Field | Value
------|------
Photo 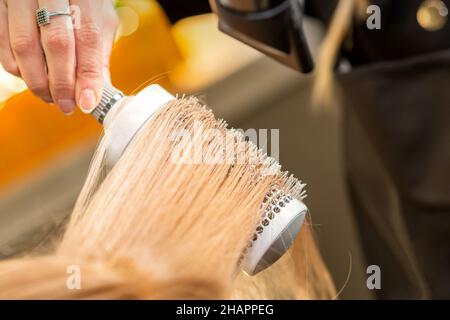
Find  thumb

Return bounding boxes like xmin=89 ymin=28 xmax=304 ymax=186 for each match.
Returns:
xmin=73 ymin=3 xmax=104 ymax=113
xmin=76 ymin=25 xmax=103 ymax=113
xmin=75 ymin=23 xmax=103 ymax=113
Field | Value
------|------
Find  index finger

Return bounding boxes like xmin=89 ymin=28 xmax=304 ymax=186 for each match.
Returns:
xmin=38 ymin=0 xmax=76 ymax=114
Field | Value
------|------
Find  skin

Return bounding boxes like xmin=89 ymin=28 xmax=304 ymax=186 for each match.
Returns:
xmin=0 ymin=0 xmax=119 ymax=114
xmin=208 ymin=0 xmax=217 ymax=12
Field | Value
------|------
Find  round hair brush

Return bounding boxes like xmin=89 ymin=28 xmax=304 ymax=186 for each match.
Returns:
xmin=90 ymin=84 xmax=308 ymax=276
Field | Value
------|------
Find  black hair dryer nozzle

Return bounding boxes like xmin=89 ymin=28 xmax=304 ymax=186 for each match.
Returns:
xmin=215 ymin=0 xmax=314 ymax=73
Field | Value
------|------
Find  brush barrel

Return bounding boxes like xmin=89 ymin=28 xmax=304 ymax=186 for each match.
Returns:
xmin=98 ymin=83 xmax=306 ymax=276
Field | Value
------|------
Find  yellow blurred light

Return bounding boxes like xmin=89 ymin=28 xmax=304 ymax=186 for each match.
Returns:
xmin=170 ymin=14 xmax=260 ymax=92
xmin=116 ymin=6 xmax=140 ymax=39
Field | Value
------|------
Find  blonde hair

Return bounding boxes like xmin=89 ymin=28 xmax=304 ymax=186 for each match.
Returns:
xmin=312 ymin=0 xmax=368 ymax=108
xmin=0 ymin=96 xmax=335 ymax=299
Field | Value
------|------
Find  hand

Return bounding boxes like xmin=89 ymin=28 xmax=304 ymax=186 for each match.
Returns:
xmin=0 ymin=0 xmax=119 ymax=114
xmin=208 ymin=0 xmax=217 ymax=12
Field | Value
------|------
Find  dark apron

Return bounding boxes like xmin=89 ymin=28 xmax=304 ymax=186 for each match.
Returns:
xmin=339 ymin=50 xmax=450 ymax=299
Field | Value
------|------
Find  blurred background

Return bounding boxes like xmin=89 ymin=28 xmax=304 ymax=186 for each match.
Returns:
xmin=0 ymin=0 xmax=371 ymax=299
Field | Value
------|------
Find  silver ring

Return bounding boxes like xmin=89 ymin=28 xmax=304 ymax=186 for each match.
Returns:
xmin=36 ymin=7 xmax=72 ymax=27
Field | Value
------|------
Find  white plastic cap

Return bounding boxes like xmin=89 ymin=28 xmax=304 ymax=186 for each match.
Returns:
xmin=103 ymin=84 xmax=176 ymax=168
xmin=241 ymin=198 xmax=307 ymax=275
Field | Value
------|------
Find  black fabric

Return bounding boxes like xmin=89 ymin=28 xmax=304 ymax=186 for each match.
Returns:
xmin=157 ymin=0 xmax=211 ymax=23
xmin=306 ymin=0 xmax=450 ymax=66
xmin=297 ymin=0 xmax=450 ymax=298
xmin=339 ymin=50 xmax=450 ymax=299
xmin=350 ymin=0 xmax=450 ymax=65
xmin=305 ymin=0 xmax=339 ymax=23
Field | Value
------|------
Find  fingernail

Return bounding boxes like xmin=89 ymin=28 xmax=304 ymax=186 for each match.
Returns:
xmin=79 ymin=89 xmax=97 ymax=113
xmin=58 ymin=99 xmax=76 ymax=115
xmin=43 ymin=95 xmax=54 ymax=104
xmin=63 ymin=110 xmax=75 ymax=116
